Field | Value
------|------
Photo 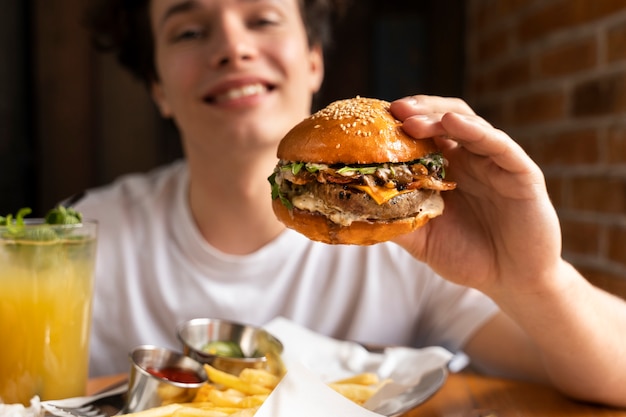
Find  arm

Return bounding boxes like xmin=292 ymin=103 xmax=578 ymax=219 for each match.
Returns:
xmin=389 ymin=95 xmax=626 ymax=407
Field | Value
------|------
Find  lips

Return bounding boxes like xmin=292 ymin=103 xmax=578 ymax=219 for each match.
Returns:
xmin=204 ymin=82 xmax=274 ymax=104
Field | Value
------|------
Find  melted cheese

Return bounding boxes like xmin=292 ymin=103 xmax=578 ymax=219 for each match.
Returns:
xmin=292 ymin=193 xmax=367 ymax=226
xmin=352 ymin=184 xmax=412 ymax=205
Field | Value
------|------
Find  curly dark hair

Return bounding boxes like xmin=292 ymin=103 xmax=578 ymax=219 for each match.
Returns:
xmin=85 ymin=0 xmax=348 ymax=86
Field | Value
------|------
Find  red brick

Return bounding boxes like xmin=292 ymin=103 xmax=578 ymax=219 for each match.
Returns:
xmin=477 ymin=28 xmax=511 ymax=63
xmin=585 ymin=1 xmax=626 ymax=23
xmin=519 ymin=0 xmax=626 ymax=43
xmin=511 ymin=90 xmax=566 ymax=125
xmin=576 ymin=265 xmax=626 ymax=297
xmin=538 ymin=37 xmax=597 ymax=78
xmin=561 ymin=218 xmax=600 ymax=255
xmin=567 ymin=176 xmax=626 ymax=213
xmin=514 ymin=133 xmax=535 ymax=154
xmin=465 ymin=77 xmax=483 ymax=99
xmin=607 ymin=21 xmax=626 ymax=63
xmin=518 ymin=131 xmax=551 ymax=165
xmin=469 ymin=100 xmax=508 ymax=128
xmin=606 ymin=124 xmax=626 ymax=164
xmin=544 ymin=176 xmax=564 ymax=207
xmin=531 ymin=129 xmax=599 ymax=166
xmin=518 ymin=2 xmax=581 ymax=43
xmin=479 ymin=57 xmax=531 ymax=93
xmin=472 ymin=0 xmax=529 ymax=33
xmin=608 ymin=226 xmax=626 ymax=269
xmin=572 ymin=73 xmax=626 ymax=117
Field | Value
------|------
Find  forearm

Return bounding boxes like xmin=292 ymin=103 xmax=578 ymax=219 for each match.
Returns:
xmin=492 ymin=260 xmax=626 ymax=406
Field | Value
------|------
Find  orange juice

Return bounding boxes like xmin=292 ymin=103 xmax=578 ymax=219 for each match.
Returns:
xmin=0 ymin=222 xmax=97 ymax=405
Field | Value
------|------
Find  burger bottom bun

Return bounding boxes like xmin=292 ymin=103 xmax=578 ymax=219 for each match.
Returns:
xmin=272 ymin=198 xmax=434 ymax=245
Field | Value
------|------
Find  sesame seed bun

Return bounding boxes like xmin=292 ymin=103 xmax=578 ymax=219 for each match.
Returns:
xmin=277 ymin=96 xmax=439 ymax=164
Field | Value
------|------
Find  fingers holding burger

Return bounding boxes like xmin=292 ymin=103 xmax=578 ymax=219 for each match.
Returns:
xmin=268 ymin=96 xmax=456 ymax=245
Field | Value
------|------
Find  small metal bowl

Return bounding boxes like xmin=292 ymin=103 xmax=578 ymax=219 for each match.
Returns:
xmin=177 ymin=318 xmax=283 ymax=376
xmin=125 ymin=345 xmax=207 ymax=413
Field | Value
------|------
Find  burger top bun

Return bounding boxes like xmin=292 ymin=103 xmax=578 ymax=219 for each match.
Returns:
xmin=277 ymin=96 xmax=439 ymax=164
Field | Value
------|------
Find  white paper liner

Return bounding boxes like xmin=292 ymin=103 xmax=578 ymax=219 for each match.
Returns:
xmin=0 ymin=396 xmax=42 ymax=417
xmin=257 ymin=317 xmax=453 ymax=417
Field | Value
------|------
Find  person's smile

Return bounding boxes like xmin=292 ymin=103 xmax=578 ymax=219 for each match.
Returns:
xmin=202 ymin=76 xmax=277 ymax=107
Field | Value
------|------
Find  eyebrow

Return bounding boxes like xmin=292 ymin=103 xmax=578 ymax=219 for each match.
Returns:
xmin=158 ymin=0 xmax=283 ymax=25
xmin=158 ymin=0 xmax=200 ymax=28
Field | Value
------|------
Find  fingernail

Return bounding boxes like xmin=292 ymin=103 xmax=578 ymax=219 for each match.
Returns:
xmin=409 ymin=114 xmax=432 ymax=122
xmin=405 ymin=96 xmax=418 ymax=106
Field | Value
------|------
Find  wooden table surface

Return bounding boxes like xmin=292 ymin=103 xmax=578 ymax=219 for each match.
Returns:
xmin=88 ymin=372 xmax=626 ymax=417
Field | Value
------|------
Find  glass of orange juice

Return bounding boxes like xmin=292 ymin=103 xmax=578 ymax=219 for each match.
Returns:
xmin=0 ymin=209 xmax=97 ymax=405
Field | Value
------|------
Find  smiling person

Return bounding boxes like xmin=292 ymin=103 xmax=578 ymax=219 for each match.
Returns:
xmin=79 ymin=0 xmax=626 ymax=408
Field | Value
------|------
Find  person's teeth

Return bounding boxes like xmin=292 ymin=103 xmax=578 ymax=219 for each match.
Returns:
xmin=216 ymin=84 xmax=267 ymax=102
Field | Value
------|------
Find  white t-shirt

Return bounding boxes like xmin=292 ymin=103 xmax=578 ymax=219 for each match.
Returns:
xmin=75 ymin=160 xmax=498 ymax=377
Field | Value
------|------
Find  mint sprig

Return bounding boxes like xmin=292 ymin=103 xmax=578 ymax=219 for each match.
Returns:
xmin=45 ymin=206 xmax=82 ymax=225
xmin=0 ymin=206 xmax=84 ymax=241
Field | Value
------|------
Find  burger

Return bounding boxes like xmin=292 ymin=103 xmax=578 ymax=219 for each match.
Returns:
xmin=268 ymin=96 xmax=456 ymax=245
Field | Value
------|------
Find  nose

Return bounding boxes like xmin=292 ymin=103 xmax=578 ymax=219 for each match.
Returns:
xmin=209 ymin=14 xmax=256 ymax=68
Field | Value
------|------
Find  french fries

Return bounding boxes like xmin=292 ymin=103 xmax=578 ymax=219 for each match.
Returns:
xmin=158 ymin=383 xmax=198 ymax=405
xmin=202 ymin=365 xmax=272 ymax=396
xmin=121 ymin=364 xmax=383 ymax=417
xmin=328 ymin=372 xmax=386 ymax=405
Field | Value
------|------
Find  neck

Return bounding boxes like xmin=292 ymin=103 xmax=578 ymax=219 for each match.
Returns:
xmin=186 ymin=148 xmax=285 ymax=255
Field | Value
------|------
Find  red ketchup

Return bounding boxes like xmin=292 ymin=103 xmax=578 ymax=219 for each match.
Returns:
xmin=146 ymin=366 xmax=204 ymax=383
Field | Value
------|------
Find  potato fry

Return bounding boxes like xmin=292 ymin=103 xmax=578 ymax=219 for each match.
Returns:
xmin=158 ymin=384 xmax=197 ymax=405
xmin=178 ymin=402 xmax=217 ymax=409
xmin=171 ymin=406 xmax=229 ymax=417
xmin=330 ymin=372 xmax=379 ymax=386
xmin=238 ymin=368 xmax=280 ymax=389
xmin=328 ymin=383 xmax=378 ymax=405
xmin=229 ymin=409 xmax=258 ymax=417
xmin=203 ymin=365 xmax=271 ymax=395
xmin=237 ymin=395 xmax=268 ymax=408
xmin=207 ymin=389 xmax=245 ymax=407
xmin=192 ymin=384 xmax=216 ymax=403
xmin=121 ymin=403 xmax=183 ymax=417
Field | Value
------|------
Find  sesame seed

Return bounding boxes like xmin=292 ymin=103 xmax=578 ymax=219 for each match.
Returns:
xmin=310 ymin=97 xmax=392 ymax=128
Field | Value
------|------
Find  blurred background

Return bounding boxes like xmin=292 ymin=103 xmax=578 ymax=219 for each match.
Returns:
xmin=1 ymin=0 xmax=626 ymax=296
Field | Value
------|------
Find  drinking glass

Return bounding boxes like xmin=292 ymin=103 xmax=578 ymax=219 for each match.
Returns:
xmin=0 ymin=220 xmax=97 ymax=405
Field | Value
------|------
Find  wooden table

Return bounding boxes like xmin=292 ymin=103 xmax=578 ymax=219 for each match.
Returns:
xmin=88 ymin=372 xmax=626 ymax=417
xmin=403 ymin=372 xmax=626 ymax=417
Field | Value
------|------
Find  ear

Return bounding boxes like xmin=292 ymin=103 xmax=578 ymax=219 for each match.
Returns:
xmin=308 ymin=43 xmax=325 ymax=94
xmin=151 ymin=81 xmax=173 ymax=118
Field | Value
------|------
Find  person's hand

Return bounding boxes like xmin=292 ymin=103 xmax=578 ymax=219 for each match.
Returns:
xmin=390 ymin=95 xmax=563 ymax=297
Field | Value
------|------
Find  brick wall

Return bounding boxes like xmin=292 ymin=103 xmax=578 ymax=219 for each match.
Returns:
xmin=465 ymin=0 xmax=626 ymax=297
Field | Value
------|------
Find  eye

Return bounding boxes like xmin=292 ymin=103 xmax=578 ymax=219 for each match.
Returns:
xmin=173 ymin=27 xmax=206 ymax=42
xmin=252 ymin=17 xmax=278 ymax=27
xmin=249 ymin=10 xmax=282 ymax=29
